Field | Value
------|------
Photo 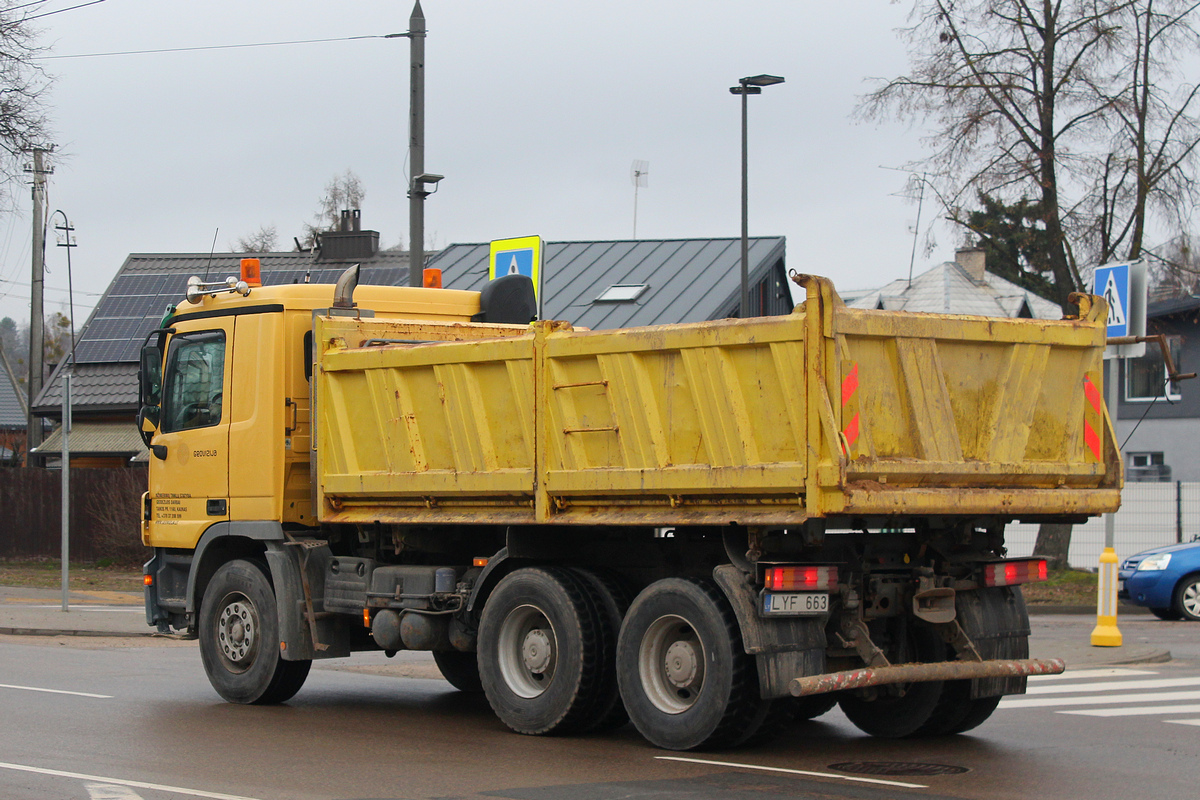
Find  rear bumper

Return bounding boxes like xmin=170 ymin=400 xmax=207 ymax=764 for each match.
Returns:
xmin=790 ymin=657 xmax=1065 ymax=697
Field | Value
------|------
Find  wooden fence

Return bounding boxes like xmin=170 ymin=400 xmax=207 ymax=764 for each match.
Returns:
xmin=0 ymin=467 xmax=148 ymax=563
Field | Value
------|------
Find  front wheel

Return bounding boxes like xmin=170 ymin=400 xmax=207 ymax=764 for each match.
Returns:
xmin=617 ymin=578 xmax=773 ymax=751
xmin=1173 ymin=574 xmax=1200 ymax=621
xmin=198 ymin=559 xmax=311 ymax=705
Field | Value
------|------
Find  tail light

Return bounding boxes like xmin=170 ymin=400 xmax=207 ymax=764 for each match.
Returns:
xmin=983 ymin=559 xmax=1048 ymax=587
xmin=763 ymin=566 xmax=838 ymax=591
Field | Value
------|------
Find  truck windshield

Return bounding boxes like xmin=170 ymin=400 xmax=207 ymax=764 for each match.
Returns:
xmin=161 ymin=330 xmax=226 ymax=433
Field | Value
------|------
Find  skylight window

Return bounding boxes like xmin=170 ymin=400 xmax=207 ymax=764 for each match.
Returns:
xmin=595 ymin=284 xmax=648 ymax=303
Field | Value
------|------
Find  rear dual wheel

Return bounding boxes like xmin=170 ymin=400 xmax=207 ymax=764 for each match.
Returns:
xmin=617 ymin=578 xmax=775 ymax=750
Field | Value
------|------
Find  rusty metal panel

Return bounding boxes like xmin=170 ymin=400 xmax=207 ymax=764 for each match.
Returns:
xmin=539 ymin=315 xmax=809 ymax=522
xmin=315 ymin=316 xmax=538 ymax=524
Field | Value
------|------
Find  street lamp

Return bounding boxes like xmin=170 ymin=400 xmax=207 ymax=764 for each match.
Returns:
xmin=730 ymin=74 xmax=784 ymax=318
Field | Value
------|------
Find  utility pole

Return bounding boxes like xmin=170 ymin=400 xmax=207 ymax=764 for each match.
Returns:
xmin=26 ymin=147 xmax=51 ymax=461
xmin=407 ymin=0 xmax=426 ymax=288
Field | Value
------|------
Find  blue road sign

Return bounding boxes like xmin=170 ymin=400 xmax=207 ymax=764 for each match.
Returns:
xmin=1094 ymin=262 xmax=1130 ymax=337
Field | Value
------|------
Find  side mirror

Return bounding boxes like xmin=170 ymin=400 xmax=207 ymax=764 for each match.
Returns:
xmin=136 ymin=405 xmax=159 ymax=448
xmin=139 ymin=344 xmax=163 ymax=408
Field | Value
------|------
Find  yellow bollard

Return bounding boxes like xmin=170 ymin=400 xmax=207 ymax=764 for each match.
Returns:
xmin=1090 ymin=547 xmax=1122 ymax=647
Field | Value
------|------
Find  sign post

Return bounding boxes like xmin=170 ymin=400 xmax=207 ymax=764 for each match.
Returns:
xmin=1089 ymin=260 xmax=1146 ymax=647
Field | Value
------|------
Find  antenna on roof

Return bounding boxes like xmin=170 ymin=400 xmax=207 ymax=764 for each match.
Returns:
xmin=203 ymin=228 xmax=219 ymax=281
xmin=631 ymin=160 xmax=648 ymax=239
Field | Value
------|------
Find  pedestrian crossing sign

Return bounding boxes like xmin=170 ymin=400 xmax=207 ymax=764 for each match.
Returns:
xmin=1094 ymin=262 xmax=1130 ymax=337
xmin=489 ymin=235 xmax=545 ymax=318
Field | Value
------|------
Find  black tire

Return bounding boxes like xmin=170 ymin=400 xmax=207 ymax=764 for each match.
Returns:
xmin=616 ymin=577 xmax=773 ymax=751
xmin=1150 ymin=606 xmax=1182 ymax=621
xmin=571 ymin=568 xmax=631 ymax=732
xmin=433 ymin=650 xmax=484 ymax=693
xmin=914 ymin=678 xmax=1002 ymax=736
xmin=477 ymin=567 xmax=604 ymax=735
xmin=838 ymin=623 xmax=944 ymax=738
xmin=1173 ymin=574 xmax=1200 ymax=621
xmin=791 ymin=692 xmax=838 ymax=721
xmin=198 ymin=559 xmax=311 ymax=705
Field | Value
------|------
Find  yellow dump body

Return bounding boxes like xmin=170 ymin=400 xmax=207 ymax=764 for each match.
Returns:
xmin=314 ymin=276 xmax=1120 ymax=527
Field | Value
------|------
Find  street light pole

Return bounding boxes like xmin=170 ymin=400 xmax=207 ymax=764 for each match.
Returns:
xmin=408 ymin=0 xmax=426 ymax=288
xmin=730 ymin=75 xmax=784 ymax=318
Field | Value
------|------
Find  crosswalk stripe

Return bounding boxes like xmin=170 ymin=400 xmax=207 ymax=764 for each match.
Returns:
xmin=1000 ymin=689 xmax=1200 ymax=709
xmin=1164 ymin=720 xmax=1200 ymax=727
xmin=1062 ymin=703 xmax=1200 ymax=717
xmin=1028 ymin=668 xmax=1157 ymax=682
xmin=1025 ymin=676 xmax=1200 ymax=695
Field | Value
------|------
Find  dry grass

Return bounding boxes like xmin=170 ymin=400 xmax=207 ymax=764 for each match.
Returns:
xmin=0 ymin=558 xmax=144 ymax=592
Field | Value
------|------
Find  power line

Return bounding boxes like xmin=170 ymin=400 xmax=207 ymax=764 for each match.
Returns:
xmin=40 ymin=33 xmax=400 ymax=60
xmin=27 ymin=0 xmax=106 ymax=21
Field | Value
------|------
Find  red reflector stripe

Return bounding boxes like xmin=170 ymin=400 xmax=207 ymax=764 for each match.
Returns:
xmin=843 ymin=412 xmax=860 ymax=447
xmin=765 ymin=566 xmax=837 ymax=591
xmin=1083 ymin=421 xmax=1102 ymax=462
xmin=1083 ymin=376 xmax=1103 ymax=415
xmin=984 ymin=559 xmax=1048 ymax=587
xmin=841 ymin=363 xmax=859 ymax=407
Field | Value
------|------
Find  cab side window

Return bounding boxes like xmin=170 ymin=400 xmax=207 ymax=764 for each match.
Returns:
xmin=161 ymin=330 xmax=226 ymax=433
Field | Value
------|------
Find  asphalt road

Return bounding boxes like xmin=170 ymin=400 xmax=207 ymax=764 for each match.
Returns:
xmin=0 ymin=615 xmax=1196 ymax=800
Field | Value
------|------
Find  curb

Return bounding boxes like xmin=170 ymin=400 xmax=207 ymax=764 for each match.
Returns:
xmin=0 ymin=626 xmax=158 ymax=638
xmin=1027 ymin=604 xmax=1151 ymax=615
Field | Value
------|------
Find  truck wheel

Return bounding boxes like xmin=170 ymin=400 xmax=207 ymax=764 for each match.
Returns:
xmin=433 ymin=650 xmax=484 ymax=693
xmin=616 ymin=577 xmax=772 ymax=751
xmin=478 ymin=567 xmax=603 ymax=735
xmin=1172 ymin=574 xmax=1200 ymax=621
xmin=837 ymin=624 xmax=943 ymax=738
xmin=198 ymin=559 xmax=311 ymax=705
xmin=571 ymin=568 xmax=630 ymax=732
xmin=913 ymin=679 xmax=1001 ymax=736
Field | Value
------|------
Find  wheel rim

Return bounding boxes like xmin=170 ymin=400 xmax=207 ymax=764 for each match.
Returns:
xmin=215 ymin=593 xmax=259 ymax=673
xmin=1183 ymin=581 xmax=1200 ymax=618
xmin=638 ymin=614 xmax=706 ymax=714
xmin=496 ymin=604 xmax=557 ymax=698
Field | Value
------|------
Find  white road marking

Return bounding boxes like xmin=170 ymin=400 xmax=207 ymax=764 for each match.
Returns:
xmin=1000 ymin=689 xmax=1200 ymax=709
xmin=0 ymin=762 xmax=261 ymax=800
xmin=1062 ymin=703 xmax=1200 ymax=717
xmin=1025 ymin=676 xmax=1200 ymax=695
xmin=1164 ymin=719 xmax=1200 ymax=727
xmin=0 ymin=683 xmax=111 ymax=698
xmin=86 ymin=784 xmax=144 ymax=800
xmin=655 ymin=756 xmax=928 ymax=789
xmin=1028 ymin=668 xmax=1157 ymax=682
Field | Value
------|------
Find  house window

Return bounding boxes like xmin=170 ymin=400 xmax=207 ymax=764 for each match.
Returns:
xmin=1127 ymin=452 xmax=1171 ymax=482
xmin=595 ymin=284 xmax=648 ymax=303
xmin=1125 ymin=336 xmax=1182 ymax=401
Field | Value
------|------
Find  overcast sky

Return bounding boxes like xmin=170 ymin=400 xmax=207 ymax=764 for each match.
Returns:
xmin=0 ymin=0 xmax=951 ymax=327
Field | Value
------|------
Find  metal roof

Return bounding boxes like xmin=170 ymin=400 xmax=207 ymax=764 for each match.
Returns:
xmin=429 ymin=237 xmax=787 ymax=329
xmin=32 ymin=249 xmax=410 ymax=414
xmin=849 ymin=261 xmax=1061 ymax=319
xmin=0 ymin=371 xmax=24 ymax=429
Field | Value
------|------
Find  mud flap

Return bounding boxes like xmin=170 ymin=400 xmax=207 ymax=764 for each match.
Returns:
xmin=713 ymin=564 xmax=826 ymax=699
xmin=264 ymin=542 xmax=363 ymax=661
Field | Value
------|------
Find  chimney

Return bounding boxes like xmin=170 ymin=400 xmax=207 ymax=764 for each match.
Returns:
xmin=956 ymin=247 xmax=987 ymax=282
xmin=317 ymin=208 xmax=380 ymax=261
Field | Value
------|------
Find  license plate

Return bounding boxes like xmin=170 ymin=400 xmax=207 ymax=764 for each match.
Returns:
xmin=762 ymin=591 xmax=829 ymax=616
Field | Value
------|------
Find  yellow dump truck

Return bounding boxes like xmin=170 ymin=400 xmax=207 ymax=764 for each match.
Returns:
xmin=139 ymin=265 xmax=1120 ymax=750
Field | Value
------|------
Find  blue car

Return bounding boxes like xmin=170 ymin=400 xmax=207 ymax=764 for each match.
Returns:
xmin=1119 ymin=540 xmax=1200 ymax=620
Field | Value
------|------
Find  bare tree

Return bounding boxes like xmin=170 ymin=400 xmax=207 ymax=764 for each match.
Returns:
xmin=300 ymin=170 xmax=365 ymax=248
xmin=860 ymin=1 xmax=1200 ymax=309
xmin=234 ymin=224 xmax=279 ymax=253
xmin=0 ymin=3 xmax=52 ymax=207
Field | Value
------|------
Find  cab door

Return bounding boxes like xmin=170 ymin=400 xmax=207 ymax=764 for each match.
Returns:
xmin=147 ymin=321 xmax=233 ymax=549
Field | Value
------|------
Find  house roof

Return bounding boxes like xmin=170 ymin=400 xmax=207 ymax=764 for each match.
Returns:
xmin=32 ymin=249 xmax=410 ymax=414
xmin=848 ymin=261 xmax=1061 ymax=319
xmin=1148 ymin=295 xmax=1200 ymax=319
xmin=0 ymin=369 xmax=24 ymax=429
xmin=429 ymin=237 xmax=787 ymax=329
